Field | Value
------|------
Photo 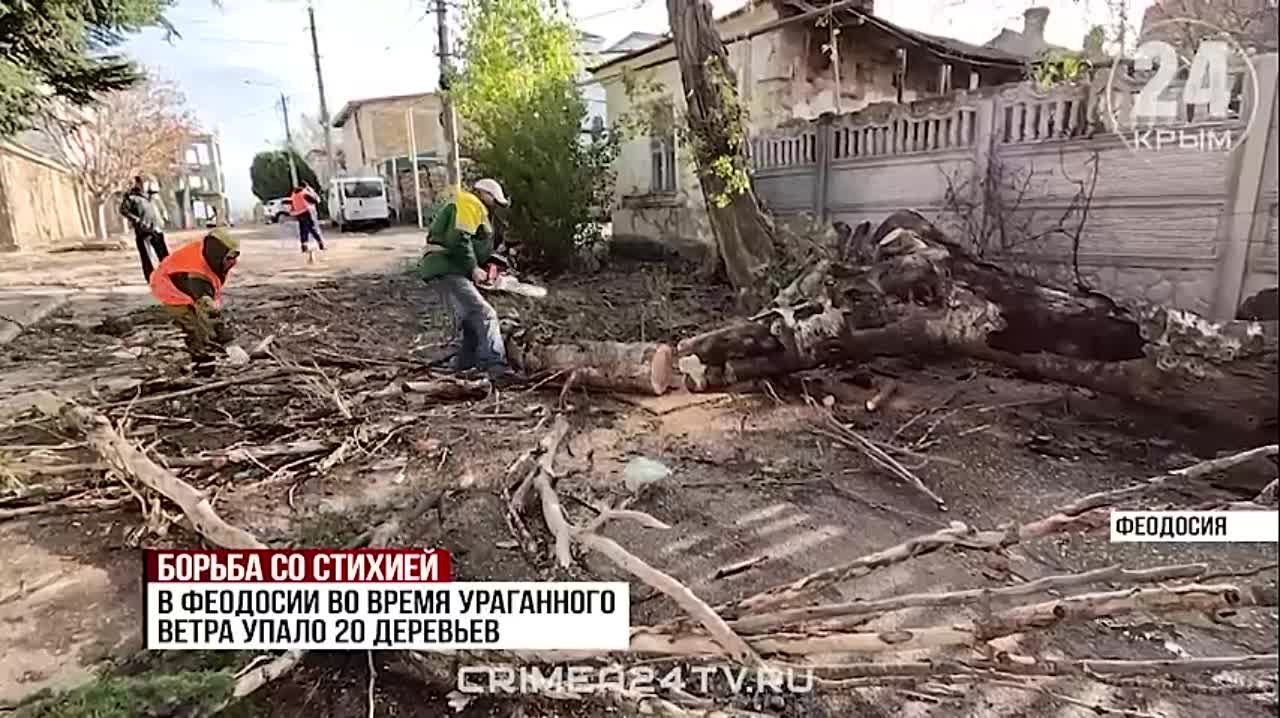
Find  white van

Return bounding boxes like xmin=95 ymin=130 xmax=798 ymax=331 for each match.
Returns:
xmin=328 ymin=176 xmax=391 ymax=231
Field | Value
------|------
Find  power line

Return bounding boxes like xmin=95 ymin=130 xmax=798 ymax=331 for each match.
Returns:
xmin=182 ymin=34 xmax=303 ymax=47
xmin=578 ymin=0 xmax=651 ymax=22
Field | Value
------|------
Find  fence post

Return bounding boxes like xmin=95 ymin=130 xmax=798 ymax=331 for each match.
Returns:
xmin=1211 ymin=54 xmax=1279 ymax=319
xmin=971 ymin=93 xmax=999 ymax=190
xmin=813 ymin=113 xmax=833 ymax=223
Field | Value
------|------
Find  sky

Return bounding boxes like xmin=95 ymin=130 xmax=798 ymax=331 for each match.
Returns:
xmin=120 ymin=0 xmax=1150 ymax=213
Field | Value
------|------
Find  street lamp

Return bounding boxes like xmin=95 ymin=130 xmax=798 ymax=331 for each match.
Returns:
xmin=244 ymin=80 xmax=298 ymax=186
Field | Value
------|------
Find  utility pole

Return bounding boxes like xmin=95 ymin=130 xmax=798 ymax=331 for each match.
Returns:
xmin=435 ymin=0 xmax=462 ymax=188
xmin=406 ymin=108 xmax=424 ymax=230
xmin=280 ymin=93 xmax=299 ymax=187
xmin=308 ymin=1 xmax=337 ymax=188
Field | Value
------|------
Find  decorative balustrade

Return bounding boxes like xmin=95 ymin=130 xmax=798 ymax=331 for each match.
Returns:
xmin=751 ymin=126 xmax=818 ymax=170
xmin=829 ymin=95 xmax=980 ymax=159
xmin=994 ymin=82 xmax=1093 ymax=145
xmin=750 ymin=56 xmax=1261 ymax=167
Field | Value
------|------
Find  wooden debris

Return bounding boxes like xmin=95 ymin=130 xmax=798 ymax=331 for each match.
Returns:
xmin=511 ymin=414 xmax=760 ymax=664
xmin=712 ymin=554 xmax=769 ymax=580
xmin=731 ymin=562 xmax=1210 ymax=634
xmin=733 ymin=444 xmax=1277 ymax=614
xmin=35 ymin=393 xmax=305 ymax=709
xmin=0 ymin=494 xmax=132 ymax=521
xmin=403 ymin=377 xmax=492 ymax=400
xmin=811 ymin=412 xmax=947 ymax=511
xmin=675 ymin=211 xmax=1279 ymax=436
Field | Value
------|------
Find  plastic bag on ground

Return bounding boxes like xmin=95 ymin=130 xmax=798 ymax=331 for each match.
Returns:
xmin=623 ymin=457 xmax=672 ymax=493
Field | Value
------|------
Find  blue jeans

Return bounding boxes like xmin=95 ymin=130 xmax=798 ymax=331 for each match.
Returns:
xmin=298 ymin=212 xmax=325 ymax=250
xmin=434 ymin=275 xmax=506 ymax=372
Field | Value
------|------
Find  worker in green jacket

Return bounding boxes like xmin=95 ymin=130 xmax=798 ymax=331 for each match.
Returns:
xmin=415 ymin=178 xmax=511 ymax=378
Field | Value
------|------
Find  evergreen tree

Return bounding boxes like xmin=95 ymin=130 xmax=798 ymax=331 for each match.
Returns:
xmin=0 ymin=0 xmax=174 ymax=134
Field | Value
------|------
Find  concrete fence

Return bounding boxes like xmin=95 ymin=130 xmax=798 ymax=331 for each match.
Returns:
xmin=750 ymin=55 xmax=1279 ymax=320
xmin=0 ymin=140 xmax=97 ymax=251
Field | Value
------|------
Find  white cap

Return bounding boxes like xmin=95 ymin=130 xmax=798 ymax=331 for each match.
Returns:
xmin=473 ymin=178 xmax=510 ymax=206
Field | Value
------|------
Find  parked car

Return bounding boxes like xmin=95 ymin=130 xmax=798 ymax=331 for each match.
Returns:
xmin=328 ymin=177 xmax=391 ymax=232
xmin=263 ymin=198 xmax=291 ymax=223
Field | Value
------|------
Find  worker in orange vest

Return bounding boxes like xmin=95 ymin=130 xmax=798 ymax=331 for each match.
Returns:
xmin=289 ymin=182 xmax=326 ymax=257
xmin=149 ymin=228 xmax=241 ymax=374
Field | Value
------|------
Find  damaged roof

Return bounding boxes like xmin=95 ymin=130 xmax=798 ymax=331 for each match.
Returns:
xmin=589 ymin=0 xmax=1028 ymax=75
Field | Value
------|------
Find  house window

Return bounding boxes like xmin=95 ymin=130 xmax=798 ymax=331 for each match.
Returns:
xmin=939 ymin=64 xmax=953 ymax=94
xmin=649 ymin=101 xmax=676 ymax=194
xmin=188 ymin=175 xmax=204 ymax=191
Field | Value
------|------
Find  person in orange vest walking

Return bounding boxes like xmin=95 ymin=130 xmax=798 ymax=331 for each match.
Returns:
xmin=149 ymin=228 xmax=241 ymax=375
xmin=289 ymin=181 xmax=326 ymax=259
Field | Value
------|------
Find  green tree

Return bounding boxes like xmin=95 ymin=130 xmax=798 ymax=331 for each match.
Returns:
xmin=249 ymin=150 xmax=325 ymax=215
xmin=1082 ymin=24 xmax=1108 ymax=58
xmin=0 ymin=0 xmax=178 ymax=135
xmin=453 ymin=0 xmax=616 ymax=271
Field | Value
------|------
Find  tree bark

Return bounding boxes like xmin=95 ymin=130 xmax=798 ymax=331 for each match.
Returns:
xmin=675 ymin=211 xmax=1278 ymax=436
xmin=510 ymin=340 xmax=675 ymax=396
xmin=93 ymin=199 xmax=109 ymax=242
xmin=665 ymin=0 xmax=775 ymax=300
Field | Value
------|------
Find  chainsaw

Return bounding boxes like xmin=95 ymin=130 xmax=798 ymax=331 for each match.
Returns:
xmin=479 ymin=252 xmax=547 ymax=298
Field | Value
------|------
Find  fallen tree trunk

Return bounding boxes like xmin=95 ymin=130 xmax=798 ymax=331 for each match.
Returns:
xmin=676 ymin=211 xmax=1278 ymax=435
xmin=509 ymin=340 xmax=675 ymax=396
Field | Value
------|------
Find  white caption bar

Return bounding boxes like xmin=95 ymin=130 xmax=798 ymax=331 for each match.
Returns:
xmin=146 ymin=581 xmax=629 ymax=651
xmin=1110 ymin=511 xmax=1278 ymax=543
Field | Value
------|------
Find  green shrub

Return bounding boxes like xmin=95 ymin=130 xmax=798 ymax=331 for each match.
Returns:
xmin=14 ymin=672 xmax=241 ymax=718
xmin=454 ymin=0 xmax=617 ymax=272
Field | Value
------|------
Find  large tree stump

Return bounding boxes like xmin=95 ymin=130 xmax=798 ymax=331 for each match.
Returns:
xmin=513 ymin=340 xmax=675 ymax=396
xmin=676 ymin=211 xmax=1278 ymax=436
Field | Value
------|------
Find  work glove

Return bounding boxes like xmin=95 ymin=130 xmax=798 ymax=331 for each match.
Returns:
xmin=195 ymin=296 xmax=236 ymax=346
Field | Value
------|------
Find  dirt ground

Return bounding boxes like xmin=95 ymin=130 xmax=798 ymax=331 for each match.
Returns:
xmin=0 ymin=253 xmax=1276 ymax=718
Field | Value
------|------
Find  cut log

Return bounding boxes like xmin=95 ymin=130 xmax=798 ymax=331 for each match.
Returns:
xmin=512 ymin=341 xmax=674 ymax=396
xmin=675 ymin=211 xmax=1279 ymax=435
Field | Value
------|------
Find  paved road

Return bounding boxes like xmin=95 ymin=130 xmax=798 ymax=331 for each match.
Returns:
xmin=0 ymin=223 xmax=428 ymax=331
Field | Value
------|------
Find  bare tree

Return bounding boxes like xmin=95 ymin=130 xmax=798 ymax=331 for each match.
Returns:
xmin=40 ymin=77 xmax=196 ymax=240
xmin=941 ymin=144 xmax=1101 ymax=290
xmin=1137 ymin=0 xmax=1278 ymax=52
xmin=665 ymin=0 xmax=776 ymax=306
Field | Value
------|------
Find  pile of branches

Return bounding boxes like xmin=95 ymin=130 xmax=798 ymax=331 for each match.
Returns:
xmin=673 ymin=211 xmax=1277 ymax=441
xmin=15 ymin=385 xmax=1276 ymax=717
xmin=0 ymin=324 xmax=514 ymax=516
